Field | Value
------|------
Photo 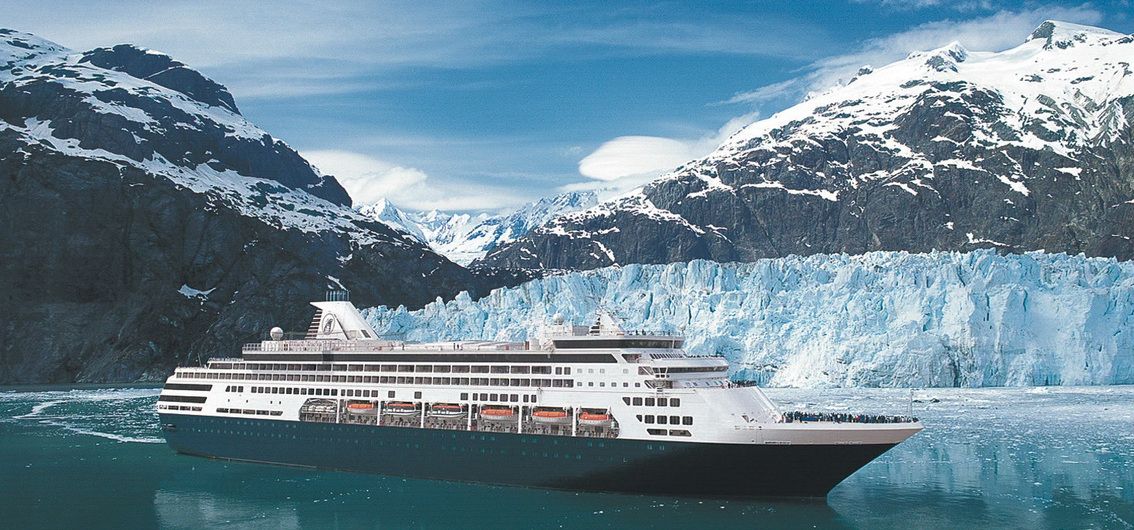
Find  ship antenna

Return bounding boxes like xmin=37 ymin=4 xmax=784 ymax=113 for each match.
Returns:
xmin=908 ymin=387 xmax=914 ymax=418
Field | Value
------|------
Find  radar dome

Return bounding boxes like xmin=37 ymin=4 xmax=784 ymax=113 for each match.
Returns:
xmin=552 ymin=313 xmax=565 ymax=325
xmin=270 ymin=327 xmax=284 ymax=340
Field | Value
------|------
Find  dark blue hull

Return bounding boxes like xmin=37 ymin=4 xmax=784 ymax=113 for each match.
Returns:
xmin=159 ymin=413 xmax=895 ymax=497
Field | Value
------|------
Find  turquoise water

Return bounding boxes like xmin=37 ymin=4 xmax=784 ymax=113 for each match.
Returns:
xmin=1 ymin=386 xmax=1131 ymax=529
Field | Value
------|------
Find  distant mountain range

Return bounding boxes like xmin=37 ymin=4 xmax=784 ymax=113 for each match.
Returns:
xmin=478 ymin=21 xmax=1134 ymax=270
xmin=0 ymin=29 xmax=525 ymax=383
xmin=359 ymin=191 xmax=597 ymax=265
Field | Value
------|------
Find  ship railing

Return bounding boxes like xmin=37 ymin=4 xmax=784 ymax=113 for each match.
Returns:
xmin=548 ymin=330 xmax=680 ymax=338
xmin=778 ymin=411 xmax=919 ymax=424
xmin=240 ymin=340 xmax=533 ymax=353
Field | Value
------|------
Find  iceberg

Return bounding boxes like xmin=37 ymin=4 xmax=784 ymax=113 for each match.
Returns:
xmin=363 ymin=250 xmax=1134 ymax=388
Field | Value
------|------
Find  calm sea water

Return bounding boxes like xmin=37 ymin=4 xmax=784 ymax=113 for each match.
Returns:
xmin=1 ymin=385 xmax=1131 ymax=529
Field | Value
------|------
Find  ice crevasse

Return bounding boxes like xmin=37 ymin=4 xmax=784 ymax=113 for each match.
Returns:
xmin=364 ymin=250 xmax=1134 ymax=388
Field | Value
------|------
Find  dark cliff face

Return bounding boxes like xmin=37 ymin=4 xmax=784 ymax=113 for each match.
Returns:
xmin=477 ymin=24 xmax=1134 ymax=271
xmin=0 ymin=30 xmax=528 ymax=383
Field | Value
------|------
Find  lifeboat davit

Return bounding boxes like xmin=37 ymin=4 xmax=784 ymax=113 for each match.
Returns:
xmin=428 ymin=403 xmax=465 ymax=418
xmin=383 ymin=402 xmax=419 ymax=416
xmin=479 ymin=407 xmax=515 ymax=422
xmin=532 ymin=408 xmax=571 ymax=425
xmin=346 ymin=402 xmax=377 ymax=415
xmin=578 ymin=411 xmax=613 ymax=427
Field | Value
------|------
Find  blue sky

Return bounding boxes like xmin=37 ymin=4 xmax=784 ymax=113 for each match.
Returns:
xmin=4 ymin=1 xmax=1132 ymax=210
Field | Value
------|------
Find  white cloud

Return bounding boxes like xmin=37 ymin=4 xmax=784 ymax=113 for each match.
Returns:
xmin=576 ymin=111 xmax=760 ymax=189
xmin=302 ymin=149 xmax=530 ymax=212
xmin=719 ymin=79 xmax=802 ymax=106
xmin=578 ymin=136 xmax=698 ymax=182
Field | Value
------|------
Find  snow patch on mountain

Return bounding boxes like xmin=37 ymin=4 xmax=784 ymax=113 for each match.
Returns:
xmin=364 ymin=250 xmax=1134 ymax=388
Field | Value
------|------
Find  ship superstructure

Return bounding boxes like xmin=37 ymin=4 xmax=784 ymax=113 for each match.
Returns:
xmin=158 ymin=293 xmax=922 ymax=497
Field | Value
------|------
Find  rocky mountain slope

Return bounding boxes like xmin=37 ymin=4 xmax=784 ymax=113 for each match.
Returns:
xmin=478 ymin=21 xmax=1134 ymax=270
xmin=0 ymin=30 xmax=522 ymax=383
xmin=360 ymin=191 xmax=597 ymax=265
xmin=368 ymin=250 xmax=1134 ymax=388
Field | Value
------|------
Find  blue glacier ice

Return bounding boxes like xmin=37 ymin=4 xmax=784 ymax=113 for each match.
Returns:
xmin=363 ymin=250 xmax=1134 ymax=388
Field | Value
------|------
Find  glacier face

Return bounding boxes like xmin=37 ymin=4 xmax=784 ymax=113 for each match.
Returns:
xmin=364 ymin=250 xmax=1134 ymax=388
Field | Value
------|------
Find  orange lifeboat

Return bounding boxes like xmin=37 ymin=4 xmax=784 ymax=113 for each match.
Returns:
xmin=346 ymin=402 xmax=376 ymax=415
xmin=479 ymin=407 xmax=515 ymax=422
xmin=532 ymin=408 xmax=571 ymax=425
xmin=578 ymin=411 xmax=613 ymax=427
xmin=428 ymin=403 xmax=465 ymax=418
xmin=383 ymin=402 xmax=419 ymax=416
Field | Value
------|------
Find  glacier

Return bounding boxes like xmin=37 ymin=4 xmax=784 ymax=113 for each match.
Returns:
xmin=363 ymin=250 xmax=1134 ymax=388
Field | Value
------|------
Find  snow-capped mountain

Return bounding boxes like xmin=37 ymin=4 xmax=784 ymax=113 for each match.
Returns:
xmin=366 ymin=249 xmax=1134 ymax=388
xmin=0 ymin=30 xmax=512 ymax=383
xmin=479 ymin=21 xmax=1134 ymax=270
xmin=360 ymin=191 xmax=597 ymax=265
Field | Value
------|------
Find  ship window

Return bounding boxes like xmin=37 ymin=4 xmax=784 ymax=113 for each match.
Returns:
xmin=530 ymin=394 xmax=536 ymax=402
xmin=511 ymin=366 xmax=529 ymax=374
xmin=622 ymin=397 xmax=631 ymax=405
xmin=416 ymin=365 xmax=430 ymax=372
xmin=588 ymin=382 xmax=593 ymax=387
xmin=670 ymin=415 xmax=680 ymax=424
xmin=491 ymin=365 xmax=508 ymax=374
xmin=414 ymin=391 xmax=422 ymax=399
xmin=471 ymin=366 xmax=489 ymax=373
xmin=636 ymin=414 xmax=642 ymax=421
xmin=588 ymin=369 xmax=594 ymax=374
xmin=671 ymin=398 xmax=680 ymax=407
xmin=632 ymin=398 xmax=642 ymax=406
xmin=522 ymin=395 xmax=528 ymax=403
xmin=682 ymin=416 xmax=693 ymax=425
xmin=490 ymin=394 xmax=498 ymax=401
xmin=555 ymin=367 xmax=562 ymax=375
xmin=645 ymin=398 xmax=655 ymax=406
xmin=599 ymin=382 xmax=605 ymax=387
xmin=435 ymin=365 xmax=451 ymax=373
xmin=647 ymin=429 xmax=666 ymax=436
xmin=511 ymin=395 xmax=519 ymax=402
xmin=461 ymin=393 xmax=468 ymax=400
xmin=668 ymin=429 xmax=691 ymax=437
xmin=644 ymin=415 xmax=655 ymax=424
xmin=657 ymin=398 xmax=668 ymax=406
xmin=657 ymin=416 xmax=668 ymax=425
xmin=635 ymin=383 xmax=641 ymax=388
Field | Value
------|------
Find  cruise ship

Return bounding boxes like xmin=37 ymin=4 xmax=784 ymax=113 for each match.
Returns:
xmin=158 ymin=293 xmax=922 ymax=497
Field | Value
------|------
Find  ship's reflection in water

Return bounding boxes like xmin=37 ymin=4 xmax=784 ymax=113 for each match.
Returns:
xmin=149 ymin=387 xmax=1132 ymax=529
